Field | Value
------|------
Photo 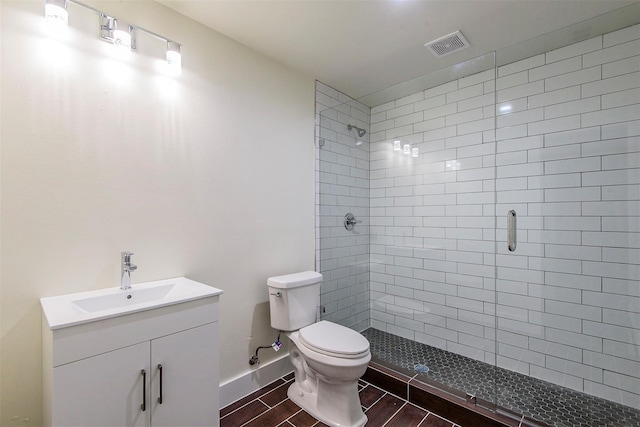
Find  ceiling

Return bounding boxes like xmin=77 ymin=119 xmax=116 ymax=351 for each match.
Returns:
xmin=158 ymin=0 xmax=638 ymax=103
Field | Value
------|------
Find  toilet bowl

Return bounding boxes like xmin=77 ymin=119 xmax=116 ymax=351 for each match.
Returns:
xmin=267 ymin=272 xmax=371 ymax=427
xmin=286 ymin=321 xmax=370 ymax=427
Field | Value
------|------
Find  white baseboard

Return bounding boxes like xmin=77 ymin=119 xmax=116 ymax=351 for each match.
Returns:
xmin=219 ymin=354 xmax=293 ymax=408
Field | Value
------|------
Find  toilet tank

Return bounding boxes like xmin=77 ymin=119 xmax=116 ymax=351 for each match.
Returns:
xmin=267 ymin=271 xmax=323 ymax=331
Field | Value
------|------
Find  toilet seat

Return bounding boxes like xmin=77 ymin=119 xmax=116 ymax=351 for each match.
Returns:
xmin=299 ymin=321 xmax=370 ymax=359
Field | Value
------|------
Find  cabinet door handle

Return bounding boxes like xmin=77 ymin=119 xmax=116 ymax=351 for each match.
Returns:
xmin=140 ymin=369 xmax=146 ymax=411
xmin=157 ymin=364 xmax=163 ymax=404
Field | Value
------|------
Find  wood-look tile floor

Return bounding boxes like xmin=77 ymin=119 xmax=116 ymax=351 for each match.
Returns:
xmin=220 ymin=372 xmax=461 ymax=427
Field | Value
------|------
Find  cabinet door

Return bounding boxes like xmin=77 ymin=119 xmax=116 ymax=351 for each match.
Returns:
xmin=52 ymin=342 xmax=150 ymax=427
xmin=151 ymin=322 xmax=219 ymax=427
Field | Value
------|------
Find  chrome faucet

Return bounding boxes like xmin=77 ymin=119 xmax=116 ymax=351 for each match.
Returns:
xmin=121 ymin=251 xmax=137 ymax=290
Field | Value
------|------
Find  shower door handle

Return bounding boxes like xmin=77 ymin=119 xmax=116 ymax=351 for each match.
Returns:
xmin=507 ymin=210 xmax=517 ymax=252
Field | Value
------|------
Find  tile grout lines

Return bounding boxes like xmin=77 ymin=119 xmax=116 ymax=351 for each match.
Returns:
xmin=362 ymin=378 xmax=461 ymax=427
xmin=222 ymin=375 xmax=461 ymax=427
xmin=221 ymin=379 xmax=294 ymax=426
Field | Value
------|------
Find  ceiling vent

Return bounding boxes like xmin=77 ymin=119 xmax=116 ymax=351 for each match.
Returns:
xmin=425 ymin=30 xmax=470 ymax=58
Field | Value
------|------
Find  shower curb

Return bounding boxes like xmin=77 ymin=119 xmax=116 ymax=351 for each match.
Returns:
xmin=363 ymin=362 xmax=539 ymax=427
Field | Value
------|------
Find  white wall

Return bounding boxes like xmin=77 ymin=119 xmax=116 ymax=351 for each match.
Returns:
xmin=0 ymin=1 xmax=315 ymax=425
xmin=368 ymin=23 xmax=640 ymax=409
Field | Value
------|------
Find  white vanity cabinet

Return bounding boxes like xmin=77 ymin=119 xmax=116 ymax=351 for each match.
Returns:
xmin=41 ymin=278 xmax=222 ymax=427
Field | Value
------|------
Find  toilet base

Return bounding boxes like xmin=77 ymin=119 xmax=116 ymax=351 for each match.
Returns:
xmin=287 ymin=380 xmax=367 ymax=427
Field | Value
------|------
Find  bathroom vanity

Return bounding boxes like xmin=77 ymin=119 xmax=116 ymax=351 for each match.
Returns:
xmin=40 ymin=277 xmax=223 ymax=427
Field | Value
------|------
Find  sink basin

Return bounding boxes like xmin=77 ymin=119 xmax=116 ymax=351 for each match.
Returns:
xmin=41 ymin=277 xmax=223 ymax=330
xmin=72 ymin=283 xmax=176 ymax=313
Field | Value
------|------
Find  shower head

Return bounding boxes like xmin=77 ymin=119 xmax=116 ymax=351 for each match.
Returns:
xmin=348 ymin=124 xmax=366 ymax=138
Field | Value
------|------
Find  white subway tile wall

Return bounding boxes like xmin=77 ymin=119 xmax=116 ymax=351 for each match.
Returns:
xmin=316 ymin=81 xmax=371 ymax=332
xmin=367 ymin=50 xmax=500 ymax=367
xmin=315 ymin=24 xmax=639 ymax=410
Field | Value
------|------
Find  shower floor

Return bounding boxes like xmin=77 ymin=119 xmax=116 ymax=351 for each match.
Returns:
xmin=362 ymin=328 xmax=640 ymax=427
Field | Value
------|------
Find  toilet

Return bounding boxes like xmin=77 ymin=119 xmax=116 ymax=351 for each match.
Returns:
xmin=267 ymin=271 xmax=370 ymax=427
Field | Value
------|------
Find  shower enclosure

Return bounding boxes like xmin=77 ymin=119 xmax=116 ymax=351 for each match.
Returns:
xmin=316 ymin=5 xmax=639 ymax=427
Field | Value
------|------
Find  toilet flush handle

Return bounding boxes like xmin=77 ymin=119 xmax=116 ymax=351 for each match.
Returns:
xmin=270 ymin=291 xmax=282 ymax=298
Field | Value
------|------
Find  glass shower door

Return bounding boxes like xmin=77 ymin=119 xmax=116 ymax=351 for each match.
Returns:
xmin=493 ymin=10 xmax=640 ymax=425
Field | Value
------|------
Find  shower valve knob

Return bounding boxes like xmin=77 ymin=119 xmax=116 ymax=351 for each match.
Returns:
xmin=344 ymin=213 xmax=361 ymax=231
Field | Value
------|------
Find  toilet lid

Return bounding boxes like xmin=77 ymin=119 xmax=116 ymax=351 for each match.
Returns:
xmin=299 ymin=321 xmax=370 ymax=358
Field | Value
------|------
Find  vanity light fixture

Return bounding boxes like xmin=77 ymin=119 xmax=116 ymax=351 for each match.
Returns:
xmin=403 ymin=143 xmax=411 ymax=155
xmin=44 ymin=0 xmax=182 ymax=72
xmin=412 ymin=147 xmax=419 ymax=158
xmin=393 ymin=140 xmax=401 ymax=151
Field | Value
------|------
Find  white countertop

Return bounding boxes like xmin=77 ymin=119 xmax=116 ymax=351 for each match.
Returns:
xmin=40 ymin=277 xmax=223 ymax=330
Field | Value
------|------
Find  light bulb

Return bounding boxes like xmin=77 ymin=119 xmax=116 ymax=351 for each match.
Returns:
xmin=112 ymin=18 xmax=132 ymax=50
xmin=403 ymin=144 xmax=411 ymax=155
xmin=166 ymin=41 xmax=182 ymax=75
xmin=113 ymin=29 xmax=131 ymax=49
xmin=45 ymin=0 xmax=68 ymax=28
xmin=394 ymin=140 xmax=401 ymax=151
xmin=412 ymin=147 xmax=419 ymax=158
